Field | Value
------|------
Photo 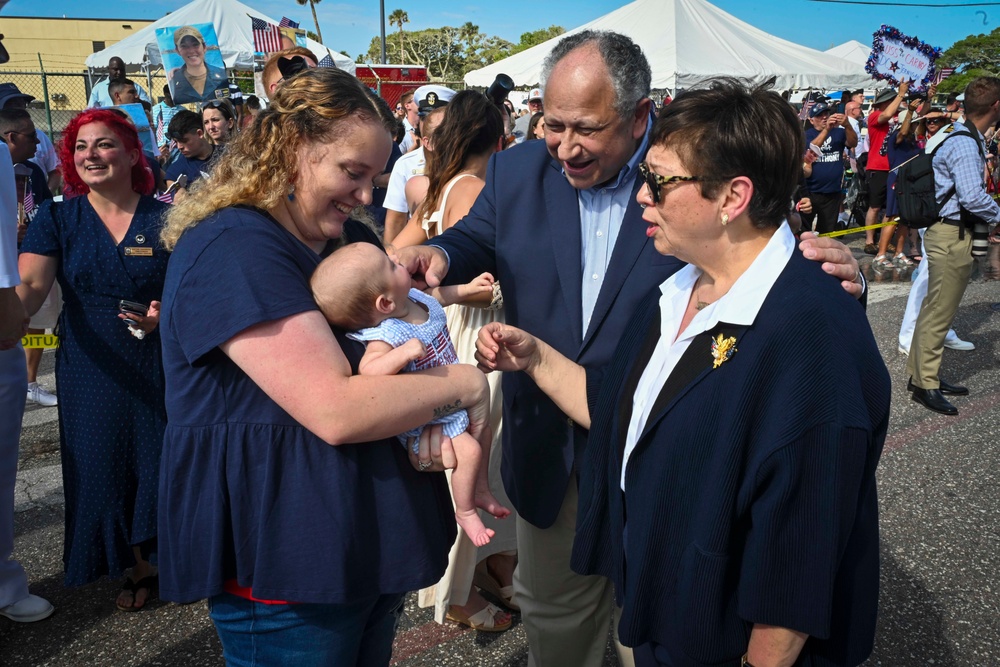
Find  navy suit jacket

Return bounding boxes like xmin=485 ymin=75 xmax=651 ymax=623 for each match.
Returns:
xmin=572 ymin=250 xmax=890 ymax=666
xmin=433 ymin=139 xmax=684 ymax=528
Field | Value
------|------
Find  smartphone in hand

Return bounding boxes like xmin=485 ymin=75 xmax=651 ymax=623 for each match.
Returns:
xmin=119 ymin=300 xmax=149 ymax=325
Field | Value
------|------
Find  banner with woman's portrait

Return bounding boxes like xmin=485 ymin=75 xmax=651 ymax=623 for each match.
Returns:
xmin=156 ymin=24 xmax=230 ymax=107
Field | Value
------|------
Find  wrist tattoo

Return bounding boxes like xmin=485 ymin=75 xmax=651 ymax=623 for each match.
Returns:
xmin=433 ymin=399 xmax=462 ymax=419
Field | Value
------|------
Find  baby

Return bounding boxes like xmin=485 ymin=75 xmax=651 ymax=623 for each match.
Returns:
xmin=311 ymin=242 xmax=509 ymax=546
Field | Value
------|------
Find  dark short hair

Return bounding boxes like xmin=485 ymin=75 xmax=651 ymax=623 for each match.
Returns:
xmin=167 ymin=109 xmax=204 ymax=140
xmin=541 ymin=30 xmax=651 ymax=120
xmin=651 ymin=77 xmax=802 ymax=229
xmin=963 ymin=77 xmax=1000 ymax=118
xmin=945 ymin=93 xmax=959 ymax=105
xmin=0 ymin=108 xmax=31 ymax=135
xmin=109 ymin=79 xmax=136 ymax=99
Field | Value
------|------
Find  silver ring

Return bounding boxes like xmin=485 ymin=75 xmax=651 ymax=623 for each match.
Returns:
xmin=418 ymin=460 xmax=432 ymax=471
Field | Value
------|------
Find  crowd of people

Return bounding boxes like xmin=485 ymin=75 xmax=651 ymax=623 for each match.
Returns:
xmin=0 ymin=23 xmax=997 ymax=667
xmin=790 ymin=75 xmax=1000 ymax=417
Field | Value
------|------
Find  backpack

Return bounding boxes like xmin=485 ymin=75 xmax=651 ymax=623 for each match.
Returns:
xmin=895 ymin=130 xmax=984 ymax=229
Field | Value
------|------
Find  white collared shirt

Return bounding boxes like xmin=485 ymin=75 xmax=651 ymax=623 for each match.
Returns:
xmin=620 ymin=223 xmax=796 ymax=490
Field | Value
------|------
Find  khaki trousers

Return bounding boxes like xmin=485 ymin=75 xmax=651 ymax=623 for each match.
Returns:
xmin=908 ymin=222 xmax=974 ymax=389
xmin=513 ymin=474 xmax=634 ymax=667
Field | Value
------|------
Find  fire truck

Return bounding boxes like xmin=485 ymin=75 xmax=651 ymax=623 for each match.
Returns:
xmin=354 ymin=64 xmax=429 ymax=108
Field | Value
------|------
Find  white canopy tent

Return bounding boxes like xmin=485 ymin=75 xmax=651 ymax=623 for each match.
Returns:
xmin=465 ymin=0 xmax=870 ymax=92
xmin=825 ymin=40 xmax=871 ymax=66
xmin=85 ymin=0 xmax=354 ymax=74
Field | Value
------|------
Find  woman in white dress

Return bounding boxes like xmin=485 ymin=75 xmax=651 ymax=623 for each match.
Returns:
xmin=389 ymin=90 xmax=516 ymax=631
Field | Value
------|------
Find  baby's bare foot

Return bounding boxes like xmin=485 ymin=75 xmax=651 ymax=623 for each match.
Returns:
xmin=456 ymin=508 xmax=495 ymax=546
xmin=475 ymin=489 xmax=510 ymax=519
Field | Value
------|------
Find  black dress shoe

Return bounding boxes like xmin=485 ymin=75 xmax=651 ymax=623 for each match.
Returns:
xmin=910 ymin=388 xmax=958 ymax=415
xmin=907 ymin=378 xmax=969 ymax=396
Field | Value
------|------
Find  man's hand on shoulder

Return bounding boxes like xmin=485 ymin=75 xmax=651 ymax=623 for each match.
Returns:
xmin=799 ymin=231 xmax=864 ymax=299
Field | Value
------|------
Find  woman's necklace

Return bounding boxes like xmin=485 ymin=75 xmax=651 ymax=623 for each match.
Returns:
xmin=187 ymin=71 xmax=207 ymax=80
xmin=693 ymin=279 xmax=714 ymax=310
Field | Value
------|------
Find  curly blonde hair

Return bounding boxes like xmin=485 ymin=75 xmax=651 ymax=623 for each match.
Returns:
xmin=161 ymin=67 xmax=395 ymax=250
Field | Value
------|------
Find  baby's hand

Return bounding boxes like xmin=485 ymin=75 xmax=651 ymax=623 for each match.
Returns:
xmin=402 ymin=338 xmax=426 ymax=362
xmin=461 ymin=272 xmax=495 ymax=296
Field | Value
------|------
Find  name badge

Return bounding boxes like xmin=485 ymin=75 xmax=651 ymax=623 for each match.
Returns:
xmin=124 ymin=247 xmax=154 ymax=256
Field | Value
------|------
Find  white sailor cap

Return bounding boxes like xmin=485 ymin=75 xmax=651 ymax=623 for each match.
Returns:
xmin=415 ymin=85 xmax=456 ymax=115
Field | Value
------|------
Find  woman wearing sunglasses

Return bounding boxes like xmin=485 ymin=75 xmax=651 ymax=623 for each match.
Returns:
xmin=201 ymin=98 xmax=236 ymax=148
xmin=476 ymin=78 xmax=890 ymax=667
xmin=168 ymin=26 xmax=229 ymax=106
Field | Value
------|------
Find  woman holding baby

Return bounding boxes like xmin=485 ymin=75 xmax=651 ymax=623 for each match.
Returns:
xmin=157 ymin=67 xmax=487 ymax=665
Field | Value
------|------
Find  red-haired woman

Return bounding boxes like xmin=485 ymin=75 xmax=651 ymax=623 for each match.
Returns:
xmin=16 ymin=108 xmax=168 ymax=611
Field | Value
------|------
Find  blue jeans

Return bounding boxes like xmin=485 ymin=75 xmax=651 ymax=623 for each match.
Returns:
xmin=208 ymin=591 xmax=404 ymax=667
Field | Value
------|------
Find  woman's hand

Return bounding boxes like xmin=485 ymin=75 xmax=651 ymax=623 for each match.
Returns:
xmin=476 ymin=322 xmax=540 ymax=374
xmin=408 ymin=424 xmax=458 ymax=472
xmin=463 ymin=370 xmax=492 ymax=447
xmin=118 ymin=299 xmax=161 ymax=335
xmin=798 ymin=232 xmax=863 ymax=299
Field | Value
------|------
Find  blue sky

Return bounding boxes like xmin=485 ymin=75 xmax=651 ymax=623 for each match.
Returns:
xmin=8 ymin=0 xmax=973 ymax=66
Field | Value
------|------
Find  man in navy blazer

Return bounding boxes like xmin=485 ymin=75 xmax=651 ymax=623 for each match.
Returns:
xmin=396 ymin=31 xmax=863 ymax=667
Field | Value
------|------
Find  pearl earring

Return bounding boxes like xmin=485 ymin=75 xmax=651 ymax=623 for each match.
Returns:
xmin=721 ymin=213 xmax=729 ymax=226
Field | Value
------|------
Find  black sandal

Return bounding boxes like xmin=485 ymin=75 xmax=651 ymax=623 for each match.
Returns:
xmin=116 ymin=574 xmax=158 ymax=612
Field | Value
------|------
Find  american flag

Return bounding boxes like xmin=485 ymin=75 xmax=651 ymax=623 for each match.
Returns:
xmin=279 ymin=16 xmax=299 ymax=29
xmin=155 ymin=113 xmax=165 ymax=147
xmin=798 ymin=99 xmax=814 ymax=122
xmin=934 ymin=67 xmax=956 ymax=85
xmin=251 ymin=16 xmax=283 ymax=54
xmin=154 ymin=190 xmax=175 ymax=205
xmin=22 ymin=176 xmax=34 ymax=218
xmin=318 ymin=53 xmax=336 ymax=68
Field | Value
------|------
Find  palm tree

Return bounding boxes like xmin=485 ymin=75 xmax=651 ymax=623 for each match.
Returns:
xmin=296 ymin=0 xmax=323 ymax=44
xmin=388 ymin=9 xmax=408 ymax=63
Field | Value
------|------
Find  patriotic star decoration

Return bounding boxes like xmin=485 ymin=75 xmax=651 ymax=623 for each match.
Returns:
xmin=889 ymin=61 xmax=899 ymax=73
xmin=711 ymin=334 xmax=737 ymax=369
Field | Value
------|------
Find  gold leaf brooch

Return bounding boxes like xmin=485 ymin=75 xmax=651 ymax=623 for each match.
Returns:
xmin=711 ymin=334 xmax=737 ymax=369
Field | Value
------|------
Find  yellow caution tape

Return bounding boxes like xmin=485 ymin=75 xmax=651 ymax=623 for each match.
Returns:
xmin=21 ymin=334 xmax=59 ymax=349
xmin=818 ymin=221 xmax=897 ymax=238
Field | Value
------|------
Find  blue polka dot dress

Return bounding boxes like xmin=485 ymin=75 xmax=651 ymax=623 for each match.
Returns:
xmin=21 ymin=196 xmax=169 ymax=586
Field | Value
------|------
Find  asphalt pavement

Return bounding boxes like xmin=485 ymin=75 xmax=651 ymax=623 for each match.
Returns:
xmin=2 ymin=242 xmax=999 ymax=667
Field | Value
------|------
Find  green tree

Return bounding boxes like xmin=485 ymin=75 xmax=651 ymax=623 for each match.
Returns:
xmin=307 ymin=30 xmax=320 ymax=42
xmin=937 ymin=68 xmax=992 ymax=94
xmin=939 ymin=27 xmax=1000 ymax=72
xmin=936 ymin=28 xmax=1000 ymax=93
xmin=296 ymin=0 xmax=323 ymax=44
xmin=510 ymin=25 xmax=565 ymax=55
xmin=389 ymin=9 xmax=409 ymax=63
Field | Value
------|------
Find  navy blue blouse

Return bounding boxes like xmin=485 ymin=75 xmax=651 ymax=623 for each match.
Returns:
xmin=157 ymin=207 xmax=456 ymax=604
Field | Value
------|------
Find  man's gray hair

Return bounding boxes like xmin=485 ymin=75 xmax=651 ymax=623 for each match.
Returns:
xmin=539 ymin=31 xmax=651 ymax=119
